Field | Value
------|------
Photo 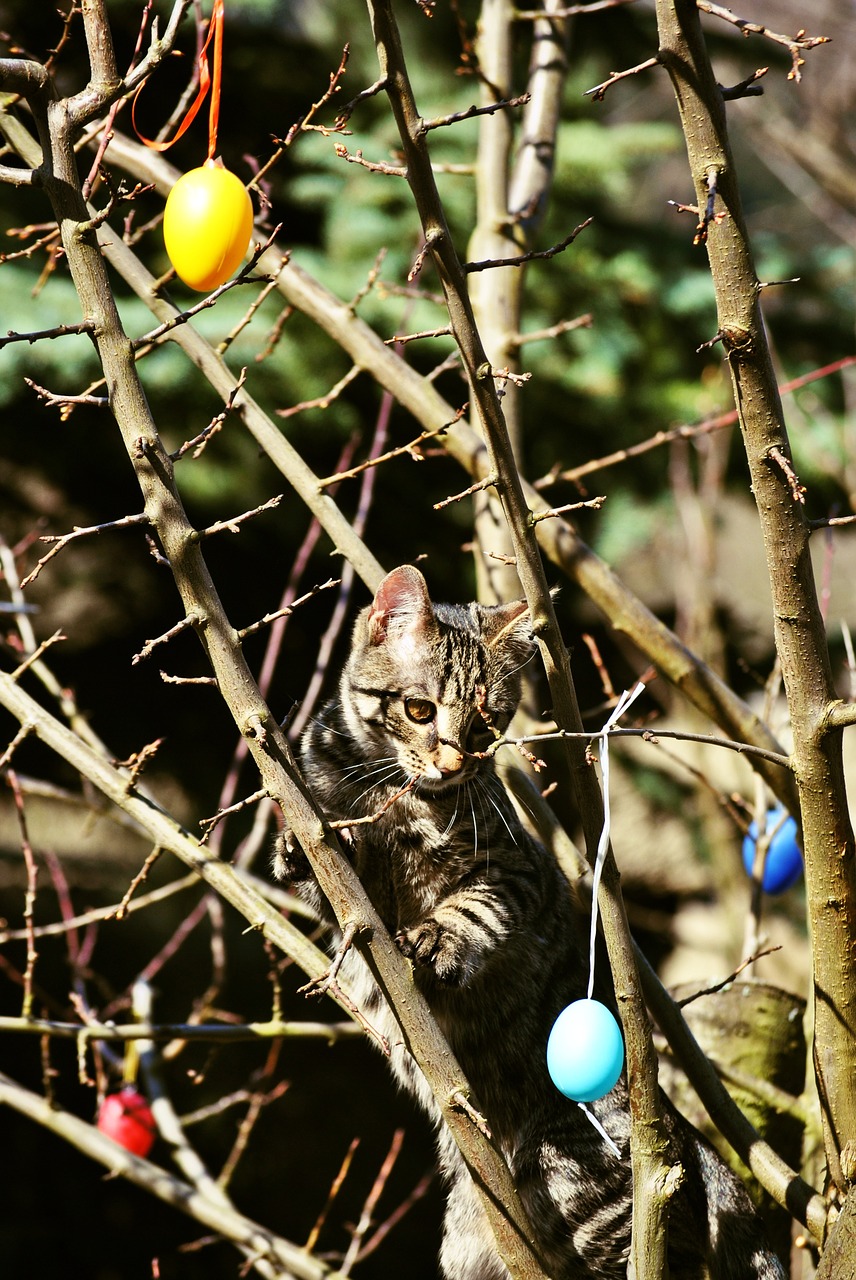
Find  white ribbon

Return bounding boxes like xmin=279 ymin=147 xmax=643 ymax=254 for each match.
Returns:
xmin=587 ymin=681 xmax=647 ymax=1000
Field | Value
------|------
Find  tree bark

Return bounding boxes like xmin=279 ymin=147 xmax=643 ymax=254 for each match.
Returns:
xmin=655 ymin=0 xmax=856 ymax=1194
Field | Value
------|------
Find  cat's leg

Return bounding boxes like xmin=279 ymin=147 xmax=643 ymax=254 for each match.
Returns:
xmin=438 ymin=1172 xmax=512 ymax=1280
xmin=691 ymin=1141 xmax=785 ymax=1280
xmin=395 ymin=870 xmax=530 ymax=985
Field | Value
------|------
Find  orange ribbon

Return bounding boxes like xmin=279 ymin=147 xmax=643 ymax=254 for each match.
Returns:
xmin=133 ymin=0 xmax=224 ymax=160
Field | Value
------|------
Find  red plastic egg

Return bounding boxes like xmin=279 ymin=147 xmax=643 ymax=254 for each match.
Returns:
xmin=163 ymin=162 xmax=254 ymax=292
xmin=97 ymin=1086 xmax=156 ymax=1157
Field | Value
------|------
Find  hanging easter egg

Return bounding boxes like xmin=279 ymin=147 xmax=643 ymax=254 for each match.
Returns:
xmin=163 ymin=162 xmax=253 ymax=292
xmin=97 ymin=1085 xmax=157 ymax=1157
xmin=547 ymin=998 xmax=624 ymax=1103
xmin=742 ymin=809 xmax=803 ymax=895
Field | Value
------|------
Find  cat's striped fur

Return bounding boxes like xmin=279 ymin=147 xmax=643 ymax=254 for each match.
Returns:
xmin=275 ymin=564 xmax=785 ymax=1280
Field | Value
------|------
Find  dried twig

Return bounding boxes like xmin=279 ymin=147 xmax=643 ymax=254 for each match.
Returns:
xmin=536 ymin=355 xmax=856 ymax=488
xmin=333 ymin=144 xmax=407 ymax=177
xmin=676 ymin=946 xmax=783 ymax=1008
xmin=277 ymin=364 xmax=362 ymax=420
xmin=199 ymin=789 xmax=269 ymax=843
xmin=419 ymin=93 xmax=530 ymax=134
xmin=327 ymin=777 xmax=419 ymax=829
xmin=114 ymin=847 xmax=166 ymax=920
xmin=767 ymin=445 xmax=807 ymax=504
xmin=530 ymin=496 xmax=605 ymax=523
xmin=20 ymin=513 xmax=149 ymax=588
xmin=132 ymin=614 xmax=198 ymax=665
xmin=584 ymin=56 xmax=660 ymax=102
xmin=237 ymin=578 xmax=340 ymax=641
xmin=318 ymin=412 xmax=465 ymax=488
xmin=695 ymin=1 xmax=830 ymax=82
xmin=514 ymin=313 xmax=592 ymax=348
xmin=0 ymin=319 xmax=95 ymax=347
xmin=172 ymin=369 xmax=249 ymax=461
xmin=433 ymin=472 xmax=498 ymax=511
xmin=340 ymin=1129 xmax=405 ymax=1274
xmin=305 ymin=1138 xmax=360 ymax=1254
xmin=196 ymin=494 xmax=284 ymax=540
xmin=6 ymin=770 xmax=37 ymax=1017
xmin=465 ymin=219 xmax=592 ymax=271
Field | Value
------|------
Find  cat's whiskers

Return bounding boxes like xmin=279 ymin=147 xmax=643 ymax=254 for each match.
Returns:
xmin=464 ymin=777 xmax=483 ymax=865
xmin=349 ymin=763 xmax=408 ymax=811
xmin=493 ymin=647 xmax=539 ymax=696
xmin=333 ymin=754 xmax=399 ymax=782
xmin=476 ymin=772 xmax=520 ymax=849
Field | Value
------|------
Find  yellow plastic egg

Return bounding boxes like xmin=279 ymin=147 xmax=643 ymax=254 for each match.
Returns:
xmin=163 ymin=163 xmax=254 ymax=292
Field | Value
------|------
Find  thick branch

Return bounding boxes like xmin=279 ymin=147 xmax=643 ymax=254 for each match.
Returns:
xmin=0 ymin=1069 xmax=342 ymax=1280
xmin=655 ymin=0 xmax=856 ymax=1190
xmin=365 ymin=5 xmax=672 ymax=1276
xmin=16 ymin=64 xmax=537 ymax=1276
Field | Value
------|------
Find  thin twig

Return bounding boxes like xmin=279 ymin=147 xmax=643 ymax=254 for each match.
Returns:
xmin=676 ymin=945 xmax=783 ymax=1006
xmin=433 ymin=472 xmax=499 ymax=511
xmin=340 ymin=1129 xmax=405 ymax=1274
xmin=196 ymin=495 xmax=284 ymax=540
xmin=199 ymin=789 xmax=269 ymax=843
xmin=7 ymin=770 xmax=38 ymax=1017
xmin=695 ymin=1 xmax=830 ymax=82
xmin=172 ymin=369 xmax=248 ymax=461
xmin=530 ymin=496 xmax=605 ymax=523
xmin=419 ymin=93 xmax=530 ymax=134
xmin=317 ymin=415 xmax=464 ymax=489
xmin=277 ymin=365 xmax=362 ymax=419
xmin=464 ymin=219 xmax=592 ymax=271
xmin=333 ymin=145 xmax=407 ymax=177
xmin=19 ymin=513 xmax=149 ymax=588
xmin=584 ymin=56 xmax=660 ymax=102
xmin=327 ymin=778 xmax=419 ymax=829
xmin=237 ymin=578 xmax=340 ymax=641
xmin=536 ymin=355 xmax=856 ymax=487
xmin=0 ymin=320 xmax=95 ymax=348
xmin=305 ymin=1138 xmax=361 ymax=1254
xmin=131 ymin=613 xmax=198 ymax=665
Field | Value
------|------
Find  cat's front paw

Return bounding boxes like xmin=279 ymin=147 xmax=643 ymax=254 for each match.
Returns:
xmin=272 ymin=828 xmax=312 ymax=883
xmin=396 ymin=918 xmax=472 ymax=985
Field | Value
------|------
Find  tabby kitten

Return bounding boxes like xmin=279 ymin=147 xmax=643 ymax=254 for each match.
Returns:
xmin=275 ymin=564 xmax=784 ymax=1280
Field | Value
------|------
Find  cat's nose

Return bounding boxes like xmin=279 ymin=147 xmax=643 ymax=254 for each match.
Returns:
xmin=436 ymin=744 xmax=464 ymax=775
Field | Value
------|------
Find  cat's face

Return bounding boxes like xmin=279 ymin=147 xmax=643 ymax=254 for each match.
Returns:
xmin=342 ymin=566 xmax=535 ymax=792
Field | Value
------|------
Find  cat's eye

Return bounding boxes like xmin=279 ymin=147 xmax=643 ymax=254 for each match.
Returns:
xmin=404 ymin=697 xmax=436 ymax=724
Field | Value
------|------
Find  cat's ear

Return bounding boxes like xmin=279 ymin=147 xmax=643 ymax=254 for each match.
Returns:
xmin=482 ymin=598 xmax=534 ymax=651
xmin=483 ymin=585 xmax=561 ymax=651
xmin=368 ymin=565 xmax=435 ymax=646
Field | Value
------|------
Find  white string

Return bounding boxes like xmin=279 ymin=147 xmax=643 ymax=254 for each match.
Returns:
xmin=578 ymin=1101 xmax=622 ymax=1157
xmin=587 ymin=682 xmax=647 ymax=1001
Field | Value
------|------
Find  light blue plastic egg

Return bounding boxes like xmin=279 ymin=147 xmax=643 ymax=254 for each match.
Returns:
xmin=547 ymin=998 xmax=624 ymax=1103
xmin=742 ymin=809 xmax=803 ymax=895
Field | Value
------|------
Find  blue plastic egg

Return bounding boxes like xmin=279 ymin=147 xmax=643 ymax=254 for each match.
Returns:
xmin=547 ymin=998 xmax=624 ymax=1102
xmin=742 ymin=809 xmax=803 ymax=894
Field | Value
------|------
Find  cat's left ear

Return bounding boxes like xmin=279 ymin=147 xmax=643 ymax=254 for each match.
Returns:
xmin=482 ymin=598 xmax=535 ymax=651
xmin=367 ymin=565 xmax=435 ymax=647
